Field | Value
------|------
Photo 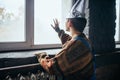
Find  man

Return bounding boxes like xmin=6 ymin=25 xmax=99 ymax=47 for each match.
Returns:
xmin=39 ymin=0 xmax=96 ymax=80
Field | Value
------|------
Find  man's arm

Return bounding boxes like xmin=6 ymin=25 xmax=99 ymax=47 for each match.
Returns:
xmin=51 ymin=19 xmax=71 ymax=45
xmin=58 ymin=30 xmax=71 ymax=45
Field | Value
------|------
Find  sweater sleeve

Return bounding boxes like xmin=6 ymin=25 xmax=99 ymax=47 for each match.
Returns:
xmin=48 ymin=40 xmax=93 ymax=76
xmin=58 ymin=30 xmax=71 ymax=45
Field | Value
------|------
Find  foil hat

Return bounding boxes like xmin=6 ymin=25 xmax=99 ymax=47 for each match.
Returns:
xmin=67 ymin=0 xmax=86 ymax=18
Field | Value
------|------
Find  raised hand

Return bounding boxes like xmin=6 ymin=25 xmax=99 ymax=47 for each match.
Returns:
xmin=51 ymin=19 xmax=61 ymax=33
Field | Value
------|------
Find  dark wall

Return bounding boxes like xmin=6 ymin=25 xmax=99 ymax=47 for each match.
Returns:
xmin=89 ymin=0 xmax=116 ymax=53
xmin=88 ymin=0 xmax=120 ymax=80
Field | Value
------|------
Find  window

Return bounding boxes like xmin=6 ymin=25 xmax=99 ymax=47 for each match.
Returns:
xmin=0 ymin=0 xmax=72 ymax=51
xmin=115 ymin=0 xmax=120 ymax=41
xmin=34 ymin=0 xmax=71 ymax=45
xmin=0 ymin=0 xmax=28 ymax=51
xmin=34 ymin=0 xmax=62 ymax=44
xmin=0 ymin=0 xmax=25 ymax=42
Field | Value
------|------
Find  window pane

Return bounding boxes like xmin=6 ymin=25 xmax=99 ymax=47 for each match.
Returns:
xmin=34 ymin=0 xmax=71 ymax=44
xmin=115 ymin=0 xmax=120 ymax=41
xmin=0 ymin=0 xmax=25 ymax=42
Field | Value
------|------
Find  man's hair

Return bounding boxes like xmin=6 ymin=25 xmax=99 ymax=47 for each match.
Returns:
xmin=68 ymin=18 xmax=87 ymax=32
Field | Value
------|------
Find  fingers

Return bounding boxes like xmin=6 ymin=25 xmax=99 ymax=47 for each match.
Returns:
xmin=55 ymin=19 xmax=59 ymax=25
xmin=51 ymin=18 xmax=60 ymax=33
xmin=40 ymin=59 xmax=49 ymax=70
xmin=53 ymin=19 xmax=56 ymax=25
xmin=53 ymin=19 xmax=59 ymax=25
xmin=51 ymin=24 xmax=55 ymax=29
xmin=40 ymin=58 xmax=53 ymax=68
xmin=47 ymin=61 xmax=52 ymax=67
xmin=40 ymin=59 xmax=46 ymax=68
xmin=51 ymin=19 xmax=58 ymax=29
xmin=46 ymin=59 xmax=54 ymax=67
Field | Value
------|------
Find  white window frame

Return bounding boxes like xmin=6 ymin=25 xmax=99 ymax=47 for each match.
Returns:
xmin=0 ymin=0 xmax=62 ymax=52
xmin=115 ymin=0 xmax=120 ymax=43
xmin=118 ymin=0 xmax=120 ymax=41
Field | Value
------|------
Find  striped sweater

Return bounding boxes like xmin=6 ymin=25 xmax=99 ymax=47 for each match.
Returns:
xmin=41 ymin=30 xmax=95 ymax=80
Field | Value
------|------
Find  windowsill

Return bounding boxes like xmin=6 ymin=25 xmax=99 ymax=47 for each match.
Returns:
xmin=0 ymin=48 xmax=61 ymax=69
xmin=0 ymin=48 xmax=120 ymax=69
xmin=116 ymin=43 xmax=120 ymax=48
xmin=0 ymin=48 xmax=61 ymax=58
xmin=115 ymin=44 xmax=120 ymax=52
xmin=0 ymin=44 xmax=120 ymax=59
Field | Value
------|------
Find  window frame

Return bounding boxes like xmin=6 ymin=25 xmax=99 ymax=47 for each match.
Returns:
xmin=115 ymin=0 xmax=120 ymax=44
xmin=118 ymin=0 xmax=120 ymax=42
xmin=1 ymin=0 xmax=119 ymax=52
xmin=0 ymin=0 xmax=62 ymax=52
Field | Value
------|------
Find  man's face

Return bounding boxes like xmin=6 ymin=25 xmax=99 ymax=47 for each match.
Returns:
xmin=65 ymin=19 xmax=70 ymax=31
